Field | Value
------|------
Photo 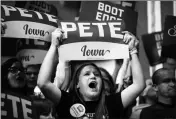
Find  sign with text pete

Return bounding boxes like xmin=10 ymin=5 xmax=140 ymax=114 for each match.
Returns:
xmin=142 ymin=32 xmax=163 ymax=66
xmin=58 ymin=21 xmax=129 ymax=60
xmin=1 ymin=5 xmax=58 ymax=41
xmin=161 ymin=15 xmax=176 ymax=59
xmin=1 ymin=91 xmax=34 ymax=119
xmin=15 ymin=1 xmax=58 ymax=16
xmin=79 ymin=1 xmax=138 ymax=35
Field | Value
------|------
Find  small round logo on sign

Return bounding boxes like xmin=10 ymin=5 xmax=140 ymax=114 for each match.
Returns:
xmin=70 ymin=103 xmax=86 ymax=118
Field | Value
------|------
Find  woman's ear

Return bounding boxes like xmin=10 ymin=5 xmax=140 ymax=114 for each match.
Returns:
xmin=77 ymin=82 xmax=80 ymax=89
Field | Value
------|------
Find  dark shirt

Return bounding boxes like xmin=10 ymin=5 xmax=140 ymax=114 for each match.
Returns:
xmin=56 ymin=90 xmax=124 ymax=119
xmin=1 ymin=90 xmax=35 ymax=119
xmin=140 ymin=101 xmax=176 ymax=119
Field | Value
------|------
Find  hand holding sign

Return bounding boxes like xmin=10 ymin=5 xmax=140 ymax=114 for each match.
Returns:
xmin=51 ymin=28 xmax=65 ymax=48
xmin=123 ymin=31 xmax=138 ymax=55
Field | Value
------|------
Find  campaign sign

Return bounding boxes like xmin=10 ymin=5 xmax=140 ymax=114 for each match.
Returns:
xmin=79 ymin=1 xmax=138 ymax=35
xmin=1 ymin=5 xmax=58 ymax=41
xmin=15 ymin=1 xmax=58 ymax=16
xmin=15 ymin=39 xmax=50 ymax=66
xmin=161 ymin=15 xmax=176 ymax=59
xmin=16 ymin=49 xmax=47 ymax=67
xmin=142 ymin=32 xmax=163 ymax=66
xmin=1 ymin=91 xmax=34 ymax=119
xmin=58 ymin=21 xmax=129 ymax=60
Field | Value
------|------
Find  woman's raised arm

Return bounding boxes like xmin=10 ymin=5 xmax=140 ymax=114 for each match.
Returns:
xmin=53 ymin=59 xmax=71 ymax=91
xmin=121 ymin=31 xmax=146 ymax=108
xmin=37 ymin=28 xmax=64 ymax=105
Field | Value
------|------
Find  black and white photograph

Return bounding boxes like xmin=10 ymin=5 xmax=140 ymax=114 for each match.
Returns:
xmin=1 ymin=1 xmax=176 ymax=119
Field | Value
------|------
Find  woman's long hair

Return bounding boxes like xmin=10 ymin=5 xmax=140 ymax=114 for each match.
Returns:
xmin=69 ymin=62 xmax=108 ymax=119
xmin=1 ymin=58 xmax=26 ymax=95
xmin=99 ymin=67 xmax=116 ymax=94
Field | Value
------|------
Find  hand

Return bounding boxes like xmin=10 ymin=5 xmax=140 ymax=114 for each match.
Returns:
xmin=51 ymin=28 xmax=64 ymax=47
xmin=1 ymin=18 xmax=7 ymax=35
xmin=122 ymin=31 xmax=139 ymax=51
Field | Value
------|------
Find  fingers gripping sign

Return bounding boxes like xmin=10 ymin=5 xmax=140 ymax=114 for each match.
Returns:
xmin=51 ymin=28 xmax=65 ymax=47
xmin=122 ymin=31 xmax=139 ymax=55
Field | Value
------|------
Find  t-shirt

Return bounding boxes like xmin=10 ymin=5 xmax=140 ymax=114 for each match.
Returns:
xmin=56 ymin=90 xmax=124 ymax=119
xmin=140 ymin=102 xmax=176 ymax=119
xmin=1 ymin=90 xmax=35 ymax=119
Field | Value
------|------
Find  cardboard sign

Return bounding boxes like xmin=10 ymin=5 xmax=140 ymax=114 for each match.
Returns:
xmin=1 ymin=4 xmax=56 ymax=66
xmin=15 ymin=39 xmax=50 ymax=66
xmin=79 ymin=1 xmax=138 ymax=35
xmin=1 ymin=91 xmax=34 ymax=119
xmin=58 ymin=21 xmax=129 ymax=60
xmin=142 ymin=32 xmax=163 ymax=66
xmin=161 ymin=15 xmax=176 ymax=59
xmin=1 ymin=5 xmax=58 ymax=41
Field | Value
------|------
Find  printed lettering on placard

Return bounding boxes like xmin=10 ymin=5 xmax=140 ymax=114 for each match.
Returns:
xmin=1 ymin=5 xmax=57 ymax=24
xmin=23 ymin=24 xmax=49 ymax=36
xmin=81 ymin=45 xmax=110 ymax=56
xmin=154 ymin=32 xmax=163 ymax=50
xmin=168 ymin=25 xmax=176 ymax=37
xmin=96 ymin=2 xmax=124 ymax=21
xmin=1 ymin=92 xmax=33 ymax=119
xmin=60 ymin=21 xmax=123 ymax=39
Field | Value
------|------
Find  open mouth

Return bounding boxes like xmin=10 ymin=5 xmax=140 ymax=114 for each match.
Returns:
xmin=89 ymin=81 xmax=97 ymax=89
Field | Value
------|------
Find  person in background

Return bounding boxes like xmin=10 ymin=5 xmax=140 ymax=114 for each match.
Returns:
xmin=140 ymin=79 xmax=157 ymax=105
xmin=1 ymin=18 xmax=55 ymax=119
xmin=33 ymin=97 xmax=57 ymax=119
xmin=140 ymin=68 xmax=176 ymax=119
xmin=1 ymin=58 xmax=26 ymax=95
xmin=37 ymin=28 xmax=145 ymax=119
xmin=25 ymin=64 xmax=41 ymax=97
xmin=130 ymin=79 xmax=157 ymax=119
xmin=163 ymin=57 xmax=176 ymax=106
xmin=0 ymin=58 xmax=35 ymax=119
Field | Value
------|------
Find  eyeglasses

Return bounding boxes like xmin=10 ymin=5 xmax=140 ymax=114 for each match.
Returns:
xmin=25 ymin=72 xmax=39 ymax=76
xmin=8 ymin=67 xmax=24 ymax=74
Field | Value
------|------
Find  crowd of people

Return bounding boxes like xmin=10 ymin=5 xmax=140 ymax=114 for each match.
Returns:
xmin=1 ymin=8 xmax=176 ymax=119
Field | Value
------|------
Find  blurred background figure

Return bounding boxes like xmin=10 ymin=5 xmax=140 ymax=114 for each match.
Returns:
xmin=33 ymin=98 xmax=57 ymax=119
xmin=1 ymin=58 xmax=27 ymax=95
xmin=25 ymin=64 xmax=41 ymax=97
xmin=141 ymin=79 xmax=157 ymax=105
xmin=140 ymin=68 xmax=176 ymax=119
xmin=130 ymin=78 xmax=157 ymax=119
